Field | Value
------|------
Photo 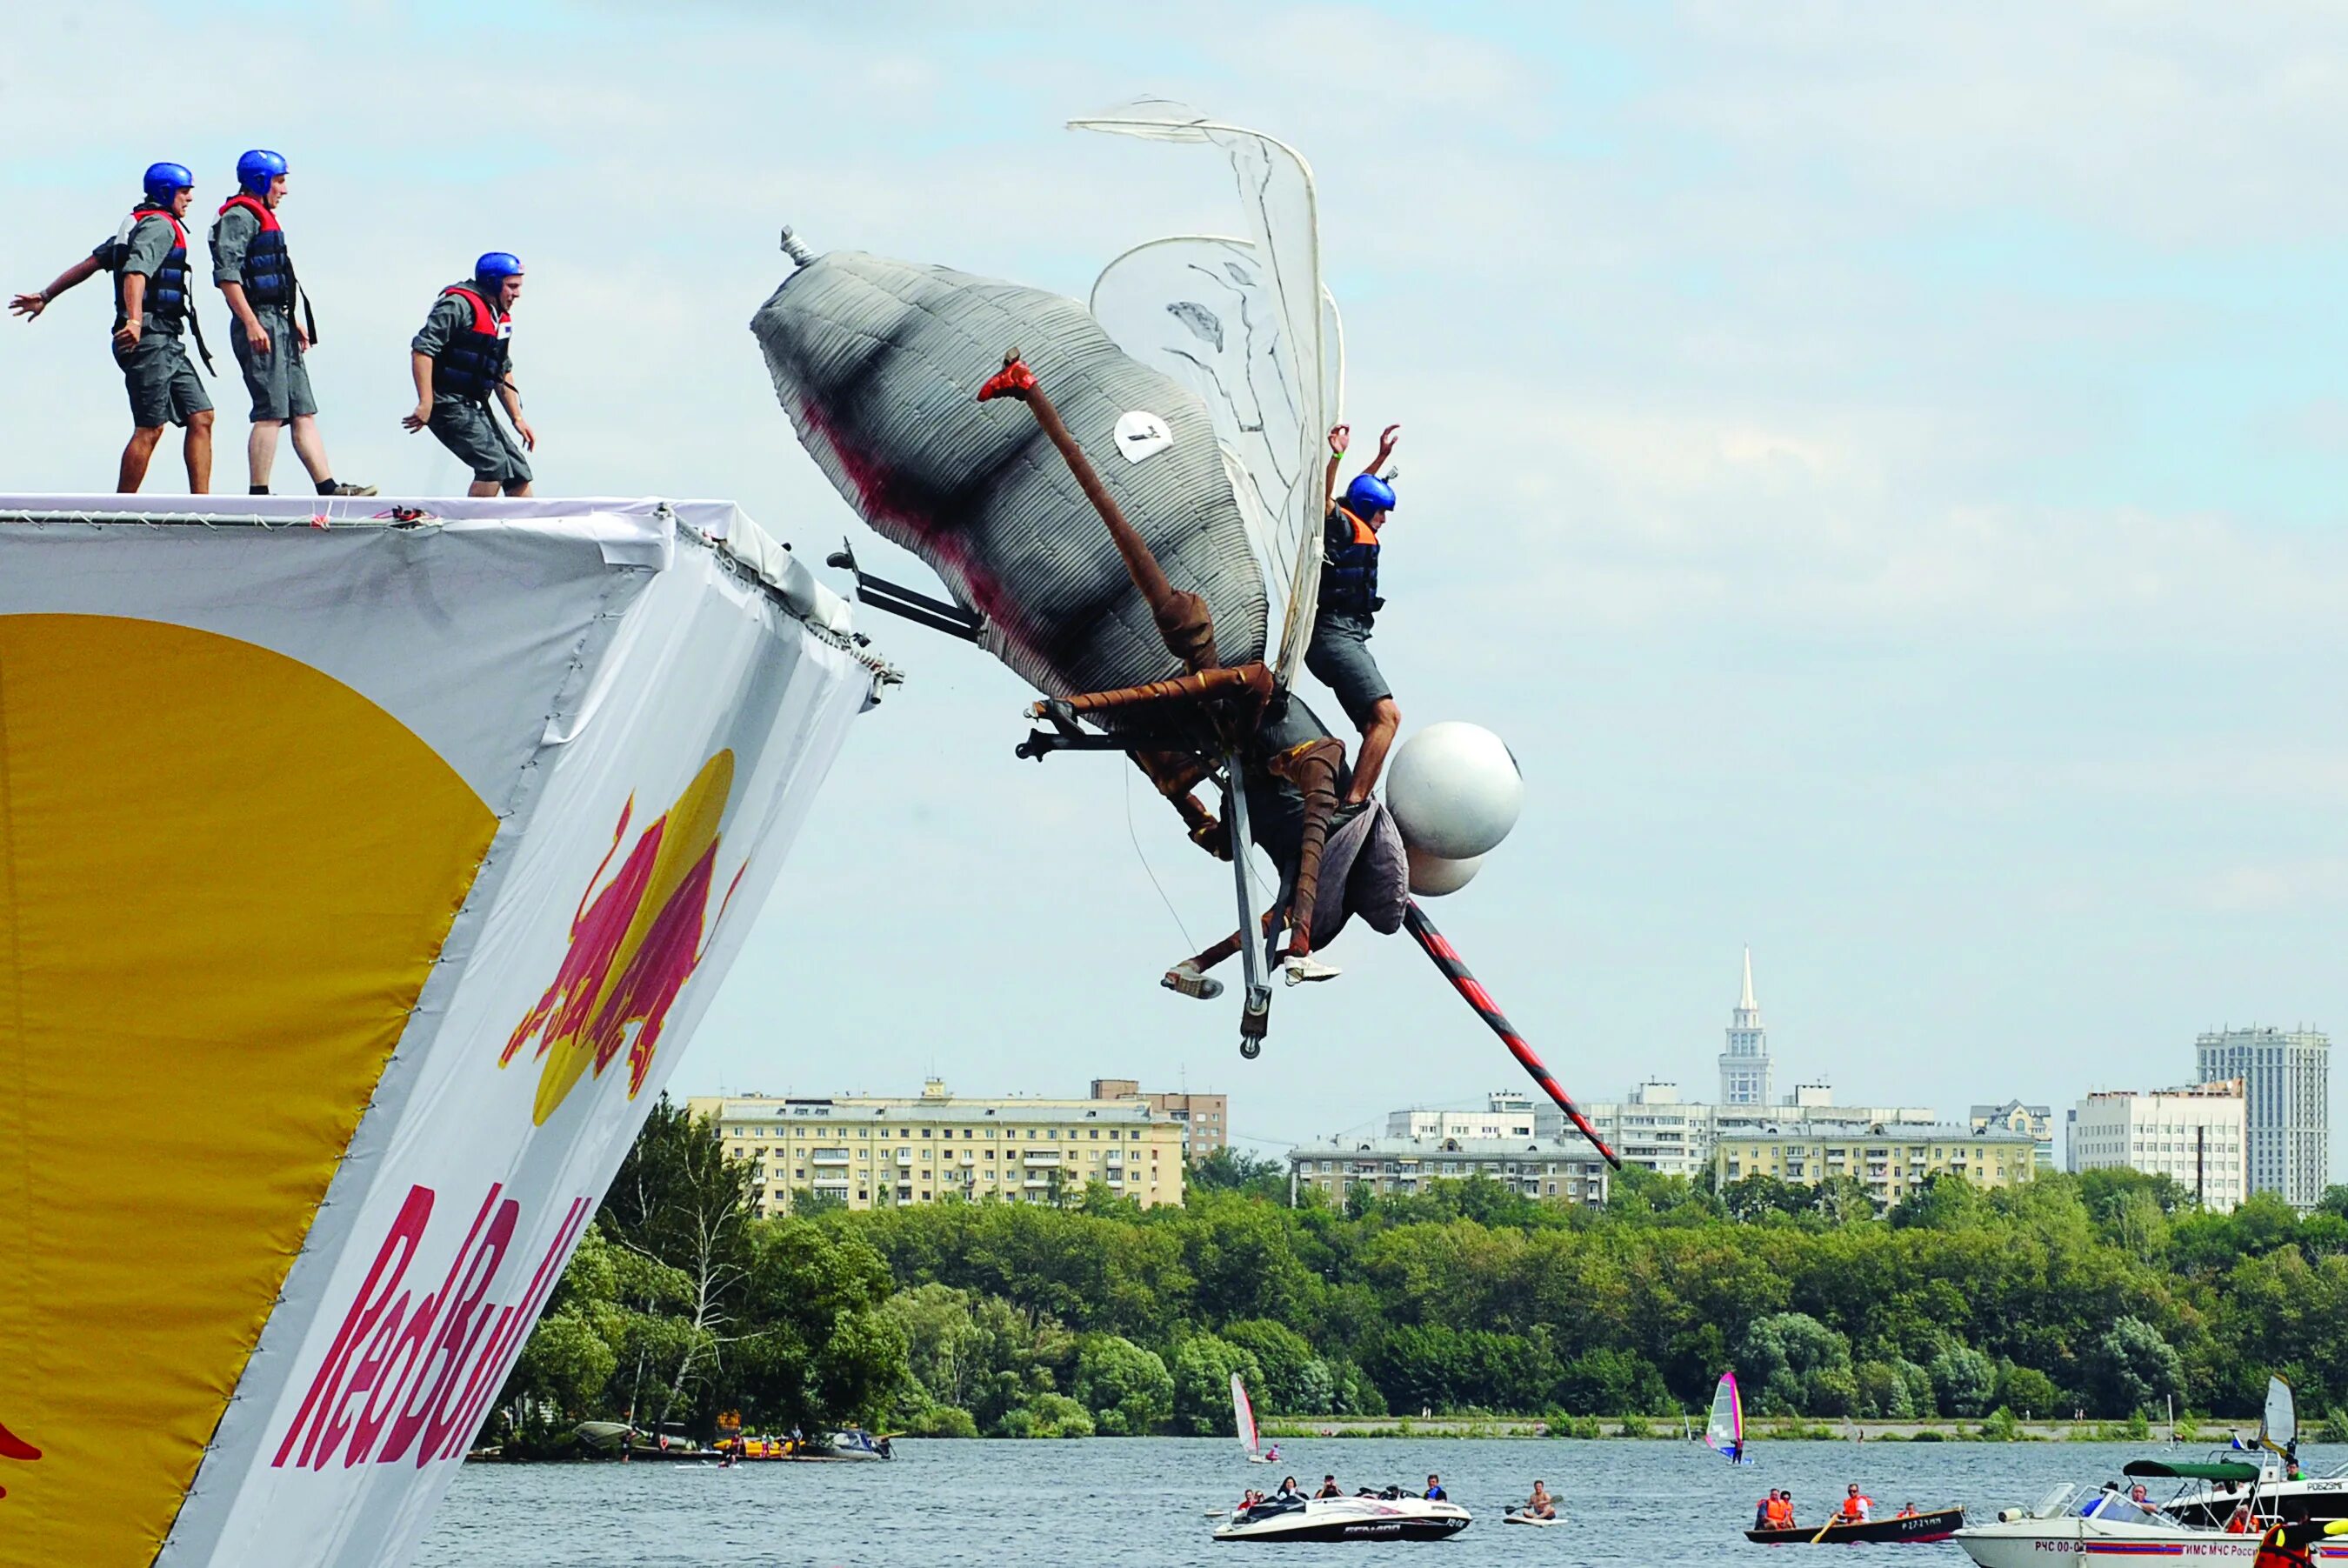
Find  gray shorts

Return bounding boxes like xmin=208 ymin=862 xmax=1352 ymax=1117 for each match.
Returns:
xmin=232 ymin=308 xmax=317 ymax=422
xmin=1304 ymin=611 xmax=1391 ymax=730
xmin=116 ymin=330 xmax=212 ymax=430
xmin=428 ymin=397 xmax=531 ymax=486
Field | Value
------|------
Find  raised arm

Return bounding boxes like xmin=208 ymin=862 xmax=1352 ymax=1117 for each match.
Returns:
xmin=10 ymin=254 xmax=103 ymax=321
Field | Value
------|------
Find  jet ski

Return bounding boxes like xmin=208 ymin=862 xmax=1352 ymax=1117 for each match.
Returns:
xmin=1214 ymin=1494 xmax=1471 ymax=1543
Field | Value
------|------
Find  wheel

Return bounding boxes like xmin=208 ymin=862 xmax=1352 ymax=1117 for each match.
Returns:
xmin=1239 ymin=1038 xmax=1261 ymax=1060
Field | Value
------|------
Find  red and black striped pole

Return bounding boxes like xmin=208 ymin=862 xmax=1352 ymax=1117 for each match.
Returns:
xmin=1403 ymin=899 xmax=1621 ymax=1170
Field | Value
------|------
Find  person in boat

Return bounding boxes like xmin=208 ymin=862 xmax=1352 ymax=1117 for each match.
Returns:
xmin=1521 ymin=1480 xmax=1557 ymax=1521
xmin=1897 ymin=1502 xmax=1918 ymax=1519
xmin=1771 ymin=1492 xmax=1796 ymax=1529
xmin=1307 ymin=424 xmax=1403 ymax=818
xmin=1756 ymin=1490 xmax=1778 ymax=1530
xmin=207 ymin=150 xmax=372 ymax=499
xmin=1424 ymin=1474 xmax=1447 ymax=1502
xmin=1314 ymin=1474 xmax=1343 ymax=1499
xmin=12 ymin=162 xmax=217 ymax=493
xmin=404 ymin=252 xmax=536 ymax=497
xmin=1274 ymin=1476 xmax=1304 ymax=1502
xmin=1838 ymin=1483 xmax=1873 ymax=1523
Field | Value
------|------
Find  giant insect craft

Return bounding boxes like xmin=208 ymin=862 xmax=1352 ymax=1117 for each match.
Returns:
xmin=751 ymin=99 xmax=1616 ymax=1166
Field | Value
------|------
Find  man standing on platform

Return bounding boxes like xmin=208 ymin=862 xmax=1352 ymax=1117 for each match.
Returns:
xmin=403 ymin=252 xmax=536 ymax=496
xmin=10 ymin=162 xmax=216 ymax=492
xmin=210 ymin=150 xmax=373 ymax=497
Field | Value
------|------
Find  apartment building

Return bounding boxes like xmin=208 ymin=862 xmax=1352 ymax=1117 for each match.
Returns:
xmin=2066 ymin=1080 xmax=2249 ymax=1212
xmin=1090 ymin=1078 xmax=1228 ymax=1157
xmin=1287 ymin=1136 xmax=1611 ymax=1207
xmin=1712 ymin=1122 xmax=2037 ymax=1206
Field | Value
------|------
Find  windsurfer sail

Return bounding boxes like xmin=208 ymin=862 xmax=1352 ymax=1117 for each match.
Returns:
xmin=2260 ymin=1374 xmax=2298 ymax=1464
xmin=1232 ymin=1372 xmax=1261 ymax=1460
xmin=1705 ymin=1371 xmax=1747 ymax=1464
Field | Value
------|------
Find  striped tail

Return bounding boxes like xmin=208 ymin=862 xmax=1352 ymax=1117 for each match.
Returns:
xmin=1402 ymin=900 xmax=1621 ymax=1170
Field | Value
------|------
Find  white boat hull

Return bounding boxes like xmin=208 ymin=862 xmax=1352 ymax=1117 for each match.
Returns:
xmin=1957 ymin=1518 xmax=2348 ymax=1568
xmin=1215 ymin=1497 xmax=1471 ymax=1543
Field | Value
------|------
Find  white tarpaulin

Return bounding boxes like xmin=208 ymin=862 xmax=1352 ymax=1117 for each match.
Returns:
xmin=0 ymin=496 xmax=883 ymax=1568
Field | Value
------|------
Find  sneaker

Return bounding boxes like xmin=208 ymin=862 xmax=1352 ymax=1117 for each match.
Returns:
xmin=324 ymin=482 xmax=378 ymax=497
xmin=1161 ymin=961 xmax=1224 ymax=1001
xmin=1284 ymin=956 xmax=1341 ymax=985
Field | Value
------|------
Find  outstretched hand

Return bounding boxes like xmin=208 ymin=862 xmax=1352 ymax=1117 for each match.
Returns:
xmin=9 ymin=292 xmax=45 ymax=321
xmin=1327 ymin=424 xmax=1350 ymax=457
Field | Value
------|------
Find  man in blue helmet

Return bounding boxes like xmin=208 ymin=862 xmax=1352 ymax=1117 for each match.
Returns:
xmin=11 ymin=162 xmax=217 ymax=492
xmin=402 ymin=253 xmax=536 ymax=496
xmin=210 ymin=150 xmax=373 ymax=498
xmin=1307 ymin=423 xmax=1404 ymax=809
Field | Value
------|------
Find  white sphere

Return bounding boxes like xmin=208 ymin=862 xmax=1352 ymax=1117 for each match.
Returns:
xmin=1406 ymin=845 xmax=1484 ymax=897
xmin=1384 ymin=721 xmax=1523 ymax=860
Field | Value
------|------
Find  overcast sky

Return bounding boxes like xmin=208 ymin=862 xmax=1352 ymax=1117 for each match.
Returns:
xmin=5 ymin=3 xmax=2342 ymax=1171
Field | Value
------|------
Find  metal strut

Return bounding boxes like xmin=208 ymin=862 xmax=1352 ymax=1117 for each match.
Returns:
xmin=1223 ymin=751 xmax=1271 ymax=1056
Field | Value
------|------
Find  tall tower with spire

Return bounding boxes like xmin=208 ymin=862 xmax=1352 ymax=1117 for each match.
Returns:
xmin=1718 ymin=947 xmax=1773 ymax=1106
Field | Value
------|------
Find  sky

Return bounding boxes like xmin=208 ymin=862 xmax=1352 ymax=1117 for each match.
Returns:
xmin=3 ymin=2 xmax=2343 ymax=1172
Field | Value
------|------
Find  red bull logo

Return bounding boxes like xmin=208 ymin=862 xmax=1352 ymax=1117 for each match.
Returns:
xmin=0 ymin=1419 xmax=37 ymax=1499
xmin=502 ymin=751 xmax=744 ymax=1125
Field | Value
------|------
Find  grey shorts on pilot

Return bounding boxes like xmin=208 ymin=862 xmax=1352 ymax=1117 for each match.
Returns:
xmin=427 ymin=397 xmax=531 ymax=486
xmin=116 ymin=331 xmax=211 ymax=430
xmin=231 ymin=309 xmax=317 ymax=422
xmin=1304 ymin=611 xmax=1391 ymax=731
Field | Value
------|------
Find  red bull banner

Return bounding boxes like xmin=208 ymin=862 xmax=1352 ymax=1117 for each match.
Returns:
xmin=0 ymin=497 xmax=881 ymax=1568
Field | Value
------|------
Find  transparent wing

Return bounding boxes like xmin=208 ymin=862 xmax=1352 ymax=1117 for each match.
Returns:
xmin=1073 ymin=99 xmax=1335 ymax=693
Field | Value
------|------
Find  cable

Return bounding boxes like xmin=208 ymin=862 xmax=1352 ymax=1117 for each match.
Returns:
xmin=1124 ymin=765 xmax=1198 ymax=953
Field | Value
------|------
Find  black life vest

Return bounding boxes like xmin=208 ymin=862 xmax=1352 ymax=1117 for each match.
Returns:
xmin=1318 ymin=504 xmax=1383 ymax=618
xmin=431 ymin=284 xmax=512 ymax=402
xmin=217 ymin=193 xmax=294 ymax=310
xmin=112 ymin=206 xmax=191 ymax=327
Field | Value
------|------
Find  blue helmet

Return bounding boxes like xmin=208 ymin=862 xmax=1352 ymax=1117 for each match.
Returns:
xmin=142 ymin=162 xmax=194 ymax=206
xmin=1345 ymin=472 xmax=1397 ymax=515
xmin=237 ymin=149 xmax=287 ymax=196
xmin=473 ymin=251 xmax=524 ymax=284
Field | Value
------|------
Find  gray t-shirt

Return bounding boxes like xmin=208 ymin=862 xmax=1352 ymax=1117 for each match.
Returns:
xmin=411 ymin=290 xmax=514 ymax=395
xmin=95 ymin=212 xmax=183 ymax=336
xmin=209 ymin=203 xmax=260 ymax=287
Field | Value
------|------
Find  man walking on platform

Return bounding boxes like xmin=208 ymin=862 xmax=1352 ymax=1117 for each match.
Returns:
xmin=10 ymin=162 xmax=217 ymax=493
xmin=403 ymin=252 xmax=536 ymax=496
xmin=210 ymin=150 xmax=373 ymax=497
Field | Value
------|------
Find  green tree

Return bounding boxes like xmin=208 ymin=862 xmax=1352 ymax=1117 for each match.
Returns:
xmin=1169 ymin=1334 xmax=1265 ymax=1436
xmin=2082 ymin=1314 xmax=2184 ymax=1417
xmin=1072 ymin=1333 xmax=1173 ymax=1434
xmin=1737 ymin=1312 xmax=1855 ymax=1416
xmin=1928 ymin=1344 xmax=1998 ymax=1418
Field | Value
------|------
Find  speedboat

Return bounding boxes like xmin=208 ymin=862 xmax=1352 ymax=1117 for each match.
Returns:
xmin=1955 ymin=1463 xmax=2348 ymax=1568
xmin=1214 ymin=1495 xmax=1471 ymax=1543
xmin=2166 ymin=1459 xmax=2348 ymax=1529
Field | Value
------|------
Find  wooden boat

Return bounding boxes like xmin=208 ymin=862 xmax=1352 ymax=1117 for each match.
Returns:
xmin=1745 ymin=1505 xmax=1964 ymax=1545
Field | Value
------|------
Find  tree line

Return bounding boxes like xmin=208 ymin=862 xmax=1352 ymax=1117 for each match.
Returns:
xmin=486 ymin=1100 xmax=2348 ymax=1447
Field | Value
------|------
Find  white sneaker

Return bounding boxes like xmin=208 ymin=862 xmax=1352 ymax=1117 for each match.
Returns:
xmin=1162 ymin=961 xmax=1224 ymax=1001
xmin=1284 ymin=956 xmax=1341 ymax=985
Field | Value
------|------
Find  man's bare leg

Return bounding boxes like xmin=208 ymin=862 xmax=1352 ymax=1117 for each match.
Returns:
xmin=288 ymin=414 xmax=333 ymax=486
xmin=117 ymin=425 xmax=164 ymax=493
xmin=248 ymin=418 xmax=283 ymax=490
xmin=184 ymin=409 xmax=214 ymax=494
xmin=466 ymin=478 xmax=500 ymax=498
xmin=1346 ymin=697 xmax=1401 ymax=807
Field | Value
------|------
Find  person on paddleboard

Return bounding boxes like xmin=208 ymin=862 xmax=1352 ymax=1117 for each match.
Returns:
xmin=1523 ymin=1481 xmax=1557 ymax=1521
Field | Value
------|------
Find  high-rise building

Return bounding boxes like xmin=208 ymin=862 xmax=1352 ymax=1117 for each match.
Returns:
xmin=1718 ymin=948 xmax=1773 ymax=1106
xmin=2195 ymin=1026 xmax=2331 ymax=1210
xmin=684 ymin=1079 xmax=1186 ymax=1216
xmin=1090 ymin=1078 xmax=1229 ymax=1158
xmin=2065 ymin=1080 xmax=2248 ymax=1212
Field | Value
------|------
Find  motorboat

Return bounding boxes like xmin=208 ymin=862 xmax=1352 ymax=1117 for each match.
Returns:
xmin=1745 ymin=1506 xmax=1964 ymax=1545
xmin=1214 ymin=1495 xmax=1472 ymax=1543
xmin=1955 ymin=1463 xmax=2348 ymax=1568
xmin=808 ymin=1428 xmax=893 ymax=1460
xmin=2164 ymin=1458 xmax=2348 ymax=1529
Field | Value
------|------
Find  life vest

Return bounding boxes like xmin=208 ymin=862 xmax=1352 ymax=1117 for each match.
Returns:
xmin=111 ymin=206 xmax=191 ymax=327
xmin=1767 ymin=1498 xmax=1793 ymax=1527
xmin=217 ymin=193 xmax=295 ymax=310
xmin=2253 ymin=1528 xmax=2312 ymax=1568
xmin=1318 ymin=504 xmax=1382 ymax=618
xmin=430 ymin=284 xmax=512 ymax=402
xmin=1838 ymin=1494 xmax=1872 ymax=1522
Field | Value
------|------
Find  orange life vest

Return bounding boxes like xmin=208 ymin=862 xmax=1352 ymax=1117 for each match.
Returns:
xmin=1839 ymin=1494 xmax=1871 ymax=1522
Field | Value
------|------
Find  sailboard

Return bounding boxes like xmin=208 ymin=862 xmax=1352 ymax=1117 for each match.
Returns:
xmin=1232 ymin=1372 xmax=1269 ymax=1461
xmin=1704 ymin=1371 xmax=1750 ymax=1463
xmin=2260 ymin=1374 xmax=2298 ymax=1457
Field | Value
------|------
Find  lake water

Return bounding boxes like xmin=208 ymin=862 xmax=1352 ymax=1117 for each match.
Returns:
xmin=415 ymin=1438 xmax=2340 ymax=1566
